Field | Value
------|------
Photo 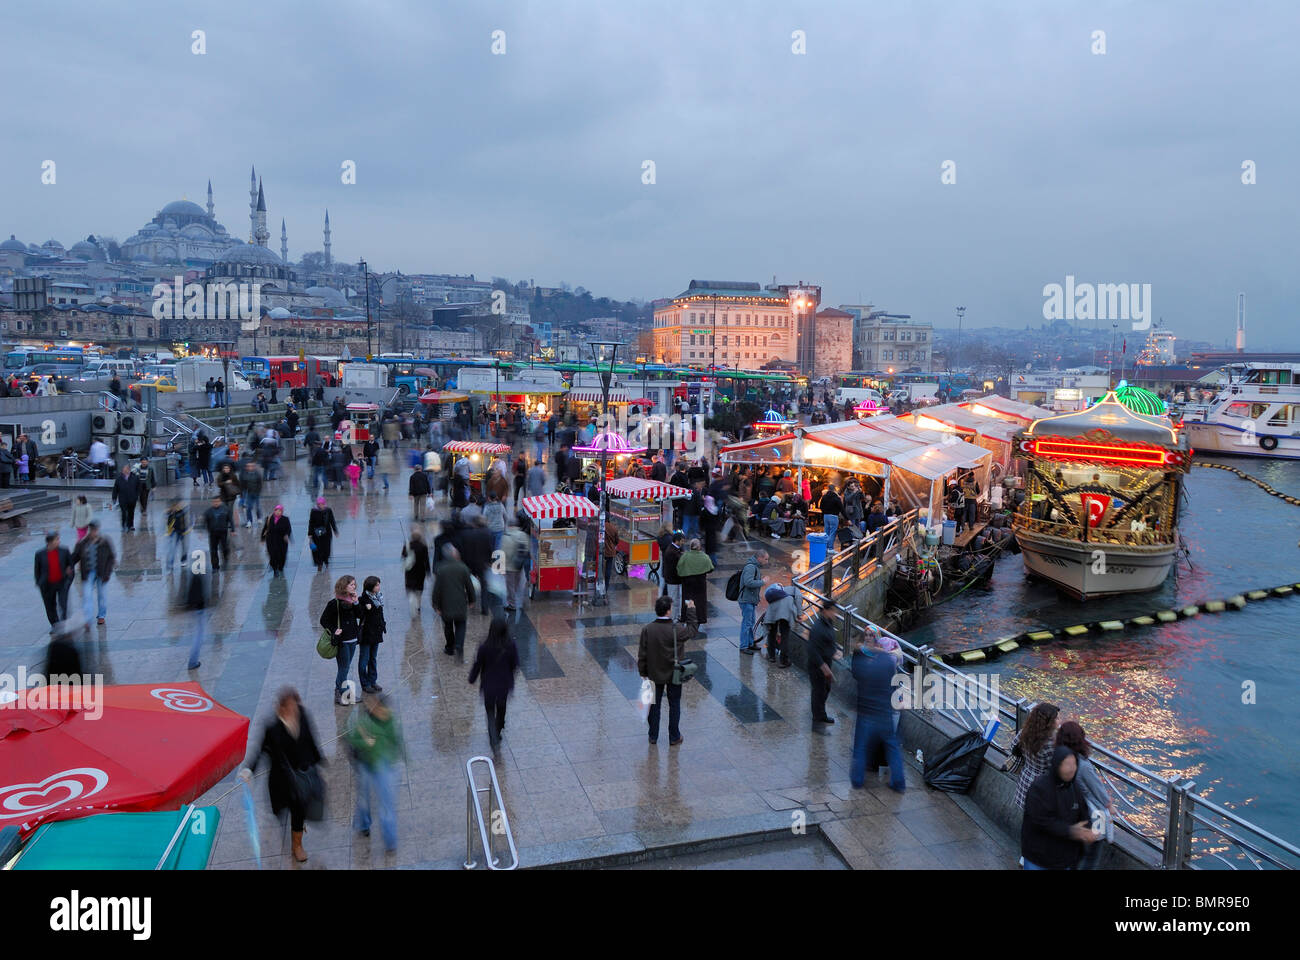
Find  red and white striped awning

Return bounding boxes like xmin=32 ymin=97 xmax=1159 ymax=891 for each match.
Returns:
xmin=520 ymin=493 xmax=600 ymax=520
xmin=567 ymin=389 xmax=632 ymax=405
xmin=443 ymin=440 xmax=512 ymax=454
xmin=605 ymin=476 xmax=691 ymax=500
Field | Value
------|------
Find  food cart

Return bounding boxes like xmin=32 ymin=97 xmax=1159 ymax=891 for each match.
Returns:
xmin=600 ymin=476 xmax=691 ymax=580
xmin=442 ymin=439 xmax=511 ymax=496
xmin=416 ymin=389 xmax=470 ymax=422
xmin=572 ymin=430 xmax=648 ymax=482
xmin=342 ymin=402 xmax=379 ymax=458
xmin=520 ymin=492 xmax=599 ymax=599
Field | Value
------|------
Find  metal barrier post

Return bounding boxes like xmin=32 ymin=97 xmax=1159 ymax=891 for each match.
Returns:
xmin=852 ymin=538 xmax=862 ymax=581
xmin=1014 ymin=697 xmax=1029 ymax=733
xmin=464 ymin=755 xmax=519 ymax=871
xmin=823 ymin=550 xmax=834 ymax=597
xmin=1162 ymin=778 xmax=1196 ymax=870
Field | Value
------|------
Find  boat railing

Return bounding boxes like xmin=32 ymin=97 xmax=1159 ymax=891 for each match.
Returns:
xmin=1012 ymin=514 xmax=1173 ymax=548
xmin=788 ymin=569 xmax=1298 ymax=870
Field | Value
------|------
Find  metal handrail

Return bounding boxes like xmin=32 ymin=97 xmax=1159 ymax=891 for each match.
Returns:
xmin=789 ymin=528 xmax=1299 ymax=870
xmin=463 ymin=756 xmax=518 ymax=871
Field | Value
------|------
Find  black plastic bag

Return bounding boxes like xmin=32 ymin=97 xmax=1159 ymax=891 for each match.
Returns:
xmin=923 ymin=730 xmax=990 ymax=794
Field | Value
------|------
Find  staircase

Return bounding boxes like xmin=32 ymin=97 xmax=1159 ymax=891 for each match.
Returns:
xmin=0 ymin=486 xmax=68 ymax=527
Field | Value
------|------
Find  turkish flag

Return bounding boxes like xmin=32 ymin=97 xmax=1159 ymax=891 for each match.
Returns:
xmin=1080 ymin=492 xmax=1111 ymax=527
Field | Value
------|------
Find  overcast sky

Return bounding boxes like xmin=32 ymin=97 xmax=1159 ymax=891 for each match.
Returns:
xmin=1 ymin=1 xmax=1296 ymax=345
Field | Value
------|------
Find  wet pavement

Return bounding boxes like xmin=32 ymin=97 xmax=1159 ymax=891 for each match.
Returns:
xmin=1 ymin=447 xmax=1017 ymax=870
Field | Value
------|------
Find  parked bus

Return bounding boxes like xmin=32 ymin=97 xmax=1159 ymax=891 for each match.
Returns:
xmin=241 ymin=355 xmax=332 ymax=389
xmin=5 ymin=347 xmax=87 ymax=372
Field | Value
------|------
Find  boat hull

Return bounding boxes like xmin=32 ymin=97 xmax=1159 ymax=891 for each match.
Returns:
xmin=1185 ymin=422 xmax=1300 ymax=459
xmin=1015 ymin=528 xmax=1176 ymax=600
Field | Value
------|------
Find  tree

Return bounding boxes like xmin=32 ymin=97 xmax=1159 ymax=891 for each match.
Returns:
xmin=299 ymin=251 xmax=327 ymax=273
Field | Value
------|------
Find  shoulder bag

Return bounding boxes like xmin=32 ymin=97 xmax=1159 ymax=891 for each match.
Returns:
xmin=671 ymin=623 xmax=698 ymax=685
xmin=316 ymin=600 xmax=340 ymax=659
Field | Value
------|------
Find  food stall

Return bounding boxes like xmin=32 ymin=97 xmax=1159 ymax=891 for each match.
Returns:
xmin=342 ymin=402 xmax=379 ymax=458
xmin=520 ymin=492 xmax=599 ymax=598
xmin=443 ymin=439 xmax=511 ymax=496
xmin=416 ymin=388 xmax=470 ymax=422
xmin=599 ymin=476 xmax=692 ymax=580
xmin=752 ymin=408 xmax=799 ymax=436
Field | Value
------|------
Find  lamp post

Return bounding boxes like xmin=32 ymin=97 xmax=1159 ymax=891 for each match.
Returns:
xmin=954 ymin=306 xmax=966 ymax=380
xmin=359 ymin=258 xmax=373 ymax=358
xmin=588 ymin=340 xmax=622 ymax=606
xmin=213 ymin=339 xmax=235 ymax=444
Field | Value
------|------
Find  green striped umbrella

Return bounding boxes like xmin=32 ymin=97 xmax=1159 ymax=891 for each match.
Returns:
xmin=1115 ymin=383 xmax=1166 ymax=416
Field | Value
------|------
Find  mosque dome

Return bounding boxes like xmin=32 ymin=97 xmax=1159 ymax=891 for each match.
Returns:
xmin=68 ymin=238 xmax=106 ymax=261
xmin=268 ymin=306 xmax=292 ymax=319
xmin=304 ymin=285 xmax=347 ymax=306
xmin=160 ymin=199 xmax=207 ymax=218
xmin=0 ymin=235 xmax=26 ymax=252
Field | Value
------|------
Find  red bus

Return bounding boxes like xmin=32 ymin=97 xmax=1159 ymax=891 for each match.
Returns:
xmin=241 ymin=355 xmax=332 ymax=389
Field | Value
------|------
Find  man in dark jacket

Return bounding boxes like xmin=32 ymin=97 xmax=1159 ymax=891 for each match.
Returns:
xmin=70 ymin=521 xmax=116 ymax=625
xmin=1021 ymin=746 xmax=1101 ymax=870
xmin=203 ymin=496 xmax=230 ymax=572
xmin=637 ymin=595 xmax=698 ymax=746
xmin=806 ymin=606 xmax=839 ymax=724
xmin=737 ymin=551 xmax=767 ymax=654
xmin=111 ymin=465 xmax=140 ymax=532
xmin=818 ymin=482 xmax=843 ymax=542
xmin=35 ymin=531 xmax=74 ymax=627
xmin=456 ymin=517 xmax=494 ymax=615
xmin=650 ymin=452 xmax=667 ymax=482
xmin=409 ymin=467 xmax=431 ymax=520
xmin=431 ymin=544 xmax=476 ymax=655
xmin=849 ymin=630 xmax=905 ymax=791
xmin=661 ymin=531 xmax=686 ymax=621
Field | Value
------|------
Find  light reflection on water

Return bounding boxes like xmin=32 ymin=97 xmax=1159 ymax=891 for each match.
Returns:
xmin=906 ymin=455 xmax=1300 ymax=843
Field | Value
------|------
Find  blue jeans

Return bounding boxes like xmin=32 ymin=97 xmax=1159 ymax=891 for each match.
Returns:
xmin=187 ymin=607 xmax=207 ymax=668
xmin=82 ymin=573 xmax=108 ymax=621
xmin=1023 ymin=860 xmax=1048 ymax=870
xmin=313 ymin=465 xmax=326 ymax=492
xmin=739 ymin=601 xmax=757 ymax=648
xmin=823 ymin=513 xmax=839 ymax=542
xmin=335 ymin=642 xmax=358 ymax=694
xmin=244 ymin=493 xmax=262 ymax=523
xmin=354 ymin=759 xmax=398 ymax=850
xmin=683 ymin=514 xmax=700 ymax=539
xmin=166 ymin=532 xmax=187 ymax=570
xmin=648 ymin=682 xmax=681 ymax=742
xmin=850 ymin=714 xmax=905 ymax=791
xmin=534 ymin=441 xmax=545 ymax=464
xmin=358 ymin=643 xmax=378 ymax=690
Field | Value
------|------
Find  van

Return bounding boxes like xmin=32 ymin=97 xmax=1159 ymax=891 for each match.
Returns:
xmin=83 ymin=359 xmax=136 ymax=380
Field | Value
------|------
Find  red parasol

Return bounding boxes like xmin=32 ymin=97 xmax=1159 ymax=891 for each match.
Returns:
xmin=0 ymin=682 xmax=248 ymax=834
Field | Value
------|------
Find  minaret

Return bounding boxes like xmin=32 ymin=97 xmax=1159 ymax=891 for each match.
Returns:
xmin=1236 ymin=293 xmax=1246 ymax=353
xmin=323 ymin=210 xmax=332 ymax=268
xmin=254 ymin=179 xmax=269 ymax=248
xmin=281 ymin=218 xmax=288 ymax=264
xmin=249 ymin=165 xmax=258 ymax=242
xmin=206 ymin=179 xmax=214 ymax=218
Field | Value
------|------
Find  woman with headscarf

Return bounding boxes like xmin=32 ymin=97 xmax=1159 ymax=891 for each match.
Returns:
xmin=1020 ymin=745 xmax=1101 ymax=870
xmin=675 ymin=538 xmax=715 ymax=628
xmin=1055 ymin=721 xmax=1114 ymax=869
xmin=239 ymin=686 xmax=324 ymax=863
xmin=308 ymin=496 xmax=339 ymax=571
xmin=261 ymin=504 xmax=292 ymax=576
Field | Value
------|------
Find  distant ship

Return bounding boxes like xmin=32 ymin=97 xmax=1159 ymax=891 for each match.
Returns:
xmin=1012 ymin=392 xmax=1191 ymax=599
xmin=1182 ymin=363 xmax=1300 ymax=458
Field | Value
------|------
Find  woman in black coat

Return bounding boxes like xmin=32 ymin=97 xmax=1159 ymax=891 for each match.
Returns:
xmin=468 ymin=615 xmax=519 ymax=750
xmin=240 ymin=687 xmax=323 ymax=863
xmin=321 ymin=575 xmax=363 ymax=703
xmin=402 ymin=530 xmax=431 ymax=616
xmin=357 ymin=575 xmax=386 ymax=694
xmin=1020 ymin=746 xmax=1101 ymax=870
xmin=307 ymin=496 xmax=339 ymax=570
xmin=261 ymin=504 xmax=292 ymax=575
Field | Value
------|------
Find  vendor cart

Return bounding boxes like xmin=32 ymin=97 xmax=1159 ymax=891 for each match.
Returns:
xmin=343 ymin=402 xmax=379 ymax=458
xmin=599 ymin=476 xmax=691 ymax=581
xmin=443 ymin=439 xmax=511 ymax=496
xmin=520 ymin=492 xmax=599 ymax=599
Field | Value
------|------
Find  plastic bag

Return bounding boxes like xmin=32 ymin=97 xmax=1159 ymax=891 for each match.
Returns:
xmin=922 ymin=730 xmax=990 ymax=794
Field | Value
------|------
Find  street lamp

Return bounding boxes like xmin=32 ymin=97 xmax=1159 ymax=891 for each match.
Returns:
xmin=588 ymin=340 xmax=623 ymax=606
xmin=212 ymin=339 xmax=236 ymax=445
xmin=954 ymin=306 xmax=966 ymax=378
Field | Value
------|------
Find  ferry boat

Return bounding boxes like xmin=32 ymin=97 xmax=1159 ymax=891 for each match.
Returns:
xmin=1012 ymin=392 xmax=1191 ymax=599
xmin=1182 ymin=363 xmax=1300 ymax=459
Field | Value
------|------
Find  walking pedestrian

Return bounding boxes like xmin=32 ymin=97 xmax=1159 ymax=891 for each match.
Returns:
xmin=184 ymin=563 xmax=212 ymax=670
xmin=322 ymin=575 xmax=363 ymax=704
xmin=1020 ymin=746 xmax=1101 ymax=870
xmin=1006 ymin=702 xmax=1061 ymax=809
xmin=819 ymin=481 xmax=842 ymax=542
xmin=675 ymin=538 xmax=714 ymax=629
xmin=240 ymin=687 xmax=323 ymax=864
xmin=261 ymin=504 xmax=292 ymax=576
xmin=346 ymin=690 xmax=403 ymax=853
xmin=133 ymin=458 xmax=153 ymax=520
xmin=484 ymin=491 xmax=507 ymax=553
xmin=468 ymin=614 xmax=519 ymax=751
xmin=240 ymin=461 xmax=264 ymax=528
xmin=402 ymin=525 xmax=430 ymax=616
xmin=849 ymin=626 xmax=906 ymax=792
xmin=431 ymin=544 xmax=475 ymax=655
xmin=637 ymin=595 xmax=698 ymax=746
xmin=217 ymin=464 xmax=241 ymax=530
xmin=1054 ymin=721 xmax=1114 ymax=869
xmin=111 ymin=465 xmax=140 ymax=532
xmin=457 ymin=516 xmax=494 ymax=615
xmin=164 ymin=500 xmax=189 ymax=571
xmin=71 ymin=495 xmax=93 ymax=541
xmin=194 ymin=433 xmax=213 ymax=485
xmin=662 ymin=531 xmax=686 ymax=621
xmin=35 ymin=532 xmax=73 ymax=629
xmin=308 ymin=496 xmax=338 ymax=571
xmin=357 ymin=576 xmax=386 ymax=694
xmin=409 ymin=466 xmax=430 ymax=520
xmin=70 ymin=521 xmax=116 ymax=626
xmin=806 ymin=604 xmax=838 ymax=724
xmin=203 ymin=495 xmax=230 ymax=572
